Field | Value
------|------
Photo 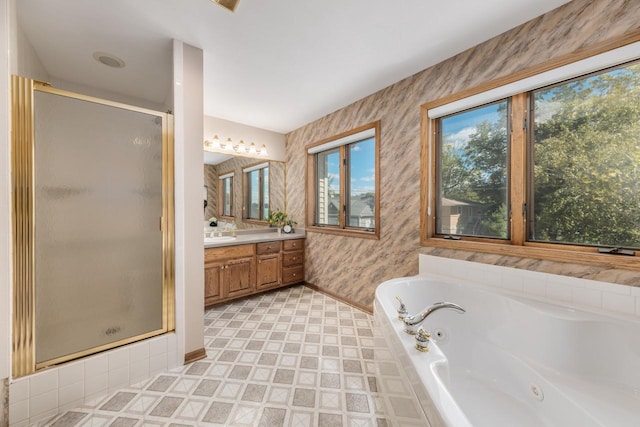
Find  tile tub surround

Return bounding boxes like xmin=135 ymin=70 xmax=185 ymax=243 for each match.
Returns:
xmin=284 ymin=0 xmax=640 ymax=310
xmin=2 ymin=377 xmax=7 ymax=426
xmin=32 ymin=286 xmax=388 ymax=426
xmin=8 ymin=334 xmax=179 ymax=426
xmin=419 ymin=254 xmax=640 ymax=319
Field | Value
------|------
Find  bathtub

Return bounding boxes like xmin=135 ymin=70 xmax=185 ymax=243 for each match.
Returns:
xmin=374 ymin=275 xmax=640 ymax=427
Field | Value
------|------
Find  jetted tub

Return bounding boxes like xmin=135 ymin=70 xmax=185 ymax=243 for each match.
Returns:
xmin=374 ymin=275 xmax=640 ymax=427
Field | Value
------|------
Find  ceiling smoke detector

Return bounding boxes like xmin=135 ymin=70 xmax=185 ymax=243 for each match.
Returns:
xmin=93 ymin=52 xmax=125 ymax=68
xmin=210 ymin=0 xmax=240 ymax=13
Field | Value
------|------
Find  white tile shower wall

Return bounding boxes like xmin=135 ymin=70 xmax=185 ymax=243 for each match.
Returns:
xmin=419 ymin=254 xmax=640 ymax=319
xmin=8 ymin=333 xmax=178 ymax=426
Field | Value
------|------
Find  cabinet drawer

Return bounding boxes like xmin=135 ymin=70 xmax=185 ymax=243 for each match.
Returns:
xmin=283 ymin=250 xmax=304 ymax=267
xmin=283 ymin=239 xmax=304 ymax=251
xmin=205 ymin=244 xmax=255 ymax=262
xmin=282 ymin=265 xmax=304 ymax=284
xmin=256 ymin=241 xmax=282 ymax=255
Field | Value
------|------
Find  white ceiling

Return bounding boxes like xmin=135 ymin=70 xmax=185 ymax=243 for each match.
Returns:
xmin=17 ymin=0 xmax=571 ymax=134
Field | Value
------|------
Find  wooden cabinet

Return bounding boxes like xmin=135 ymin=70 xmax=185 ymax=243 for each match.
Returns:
xmin=204 ymin=244 xmax=256 ymax=306
xmin=282 ymin=239 xmax=305 ymax=285
xmin=205 ymin=238 xmax=305 ymax=307
xmin=225 ymin=256 xmax=255 ymax=298
xmin=204 ymin=261 xmax=223 ymax=306
xmin=257 ymin=241 xmax=282 ymax=290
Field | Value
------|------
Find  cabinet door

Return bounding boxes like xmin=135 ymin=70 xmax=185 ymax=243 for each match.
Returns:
xmin=225 ymin=256 xmax=256 ymax=298
xmin=257 ymin=253 xmax=282 ymax=289
xmin=204 ymin=261 xmax=223 ymax=306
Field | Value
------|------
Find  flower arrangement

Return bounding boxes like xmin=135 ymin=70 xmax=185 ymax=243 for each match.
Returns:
xmin=267 ymin=209 xmax=296 ymax=228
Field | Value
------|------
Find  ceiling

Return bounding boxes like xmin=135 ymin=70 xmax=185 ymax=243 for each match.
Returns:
xmin=17 ymin=0 xmax=571 ymax=134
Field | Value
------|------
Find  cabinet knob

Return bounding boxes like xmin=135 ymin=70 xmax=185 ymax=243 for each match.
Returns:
xmin=292 ymin=257 xmax=296 ymax=260
xmin=292 ymin=273 xmax=296 ymax=277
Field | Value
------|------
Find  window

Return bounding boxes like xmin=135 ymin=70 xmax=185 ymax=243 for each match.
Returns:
xmin=422 ymin=39 xmax=640 ymax=266
xmin=316 ymin=148 xmax=340 ymax=226
xmin=437 ymin=101 xmax=509 ymax=239
xmin=530 ymin=62 xmax=640 ymax=248
xmin=307 ymin=121 xmax=380 ymax=239
xmin=244 ymin=162 xmax=269 ymax=221
xmin=218 ymin=172 xmax=234 ymax=217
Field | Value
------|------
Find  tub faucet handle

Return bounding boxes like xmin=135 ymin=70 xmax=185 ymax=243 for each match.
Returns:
xmin=415 ymin=327 xmax=430 ymax=352
xmin=395 ymin=296 xmax=408 ymax=320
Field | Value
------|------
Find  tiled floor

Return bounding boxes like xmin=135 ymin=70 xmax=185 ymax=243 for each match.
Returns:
xmin=38 ymin=286 xmax=387 ymax=426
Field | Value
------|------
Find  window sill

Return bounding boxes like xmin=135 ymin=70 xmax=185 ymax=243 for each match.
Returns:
xmin=422 ymin=237 xmax=640 ymax=271
xmin=243 ymin=219 xmax=269 ymax=226
xmin=307 ymin=225 xmax=379 ymax=240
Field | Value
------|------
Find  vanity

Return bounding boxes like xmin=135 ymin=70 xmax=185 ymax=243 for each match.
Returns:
xmin=204 ymin=232 xmax=305 ymax=307
xmin=203 ymin=124 xmax=297 ymax=307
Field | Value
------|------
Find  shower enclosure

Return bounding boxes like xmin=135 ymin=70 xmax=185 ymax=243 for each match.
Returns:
xmin=11 ymin=76 xmax=174 ymax=377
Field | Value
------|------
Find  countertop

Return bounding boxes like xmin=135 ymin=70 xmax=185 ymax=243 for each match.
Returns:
xmin=204 ymin=230 xmax=306 ymax=248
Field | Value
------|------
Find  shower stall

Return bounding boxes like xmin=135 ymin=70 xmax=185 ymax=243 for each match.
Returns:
xmin=11 ymin=76 xmax=174 ymax=377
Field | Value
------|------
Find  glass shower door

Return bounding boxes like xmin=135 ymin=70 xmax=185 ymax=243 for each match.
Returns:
xmin=32 ymin=88 xmax=169 ymax=367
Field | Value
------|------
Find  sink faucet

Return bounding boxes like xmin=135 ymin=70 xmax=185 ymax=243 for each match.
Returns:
xmin=403 ymin=301 xmax=465 ymax=334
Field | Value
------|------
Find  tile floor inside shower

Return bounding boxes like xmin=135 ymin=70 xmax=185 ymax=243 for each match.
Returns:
xmin=38 ymin=286 xmax=389 ymax=426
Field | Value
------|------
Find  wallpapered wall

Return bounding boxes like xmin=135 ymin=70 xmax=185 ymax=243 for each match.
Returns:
xmin=204 ymin=159 xmax=285 ymax=229
xmin=285 ymin=0 xmax=640 ymax=309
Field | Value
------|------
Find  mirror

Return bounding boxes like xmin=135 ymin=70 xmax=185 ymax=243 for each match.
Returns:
xmin=204 ymin=156 xmax=286 ymax=230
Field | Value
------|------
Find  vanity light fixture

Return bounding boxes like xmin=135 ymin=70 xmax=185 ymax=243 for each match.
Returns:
xmin=204 ymin=136 xmax=269 ymax=157
xmin=210 ymin=0 xmax=240 ymax=13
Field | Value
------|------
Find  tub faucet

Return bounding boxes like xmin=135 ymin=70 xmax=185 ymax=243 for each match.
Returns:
xmin=395 ymin=296 xmax=408 ymax=320
xmin=403 ymin=301 xmax=465 ymax=334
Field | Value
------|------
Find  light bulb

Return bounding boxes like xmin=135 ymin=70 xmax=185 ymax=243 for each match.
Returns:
xmin=237 ymin=140 xmax=246 ymax=153
xmin=225 ymin=138 xmax=234 ymax=151
xmin=249 ymin=142 xmax=257 ymax=155
xmin=211 ymin=135 xmax=221 ymax=149
xmin=260 ymin=144 xmax=268 ymax=156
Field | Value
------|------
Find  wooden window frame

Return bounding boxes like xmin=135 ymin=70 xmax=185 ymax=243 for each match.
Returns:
xmin=421 ymin=33 xmax=640 ymax=271
xmin=243 ymin=161 xmax=269 ymax=224
xmin=306 ymin=121 xmax=380 ymax=240
xmin=218 ymin=172 xmax=234 ymax=219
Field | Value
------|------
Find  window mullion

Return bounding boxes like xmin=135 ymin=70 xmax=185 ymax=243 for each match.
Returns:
xmin=510 ymin=93 xmax=527 ymax=245
xmin=339 ymin=145 xmax=347 ymax=229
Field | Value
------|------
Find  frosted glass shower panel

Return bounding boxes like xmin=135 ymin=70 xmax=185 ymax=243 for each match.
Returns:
xmin=34 ymin=91 xmax=164 ymax=365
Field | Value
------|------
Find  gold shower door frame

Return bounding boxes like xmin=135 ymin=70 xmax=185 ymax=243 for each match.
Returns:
xmin=11 ymin=76 xmax=175 ymax=378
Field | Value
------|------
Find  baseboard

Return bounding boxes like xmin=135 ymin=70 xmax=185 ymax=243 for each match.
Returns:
xmin=304 ymin=282 xmax=373 ymax=315
xmin=184 ymin=348 xmax=207 ymax=364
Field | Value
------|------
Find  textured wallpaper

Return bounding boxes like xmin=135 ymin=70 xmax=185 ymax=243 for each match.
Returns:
xmin=285 ymin=0 xmax=640 ymax=309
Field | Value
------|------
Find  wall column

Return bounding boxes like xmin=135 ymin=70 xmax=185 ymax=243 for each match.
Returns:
xmin=173 ymin=40 xmax=205 ymax=361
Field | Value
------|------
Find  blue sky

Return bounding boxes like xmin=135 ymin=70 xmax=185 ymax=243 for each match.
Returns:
xmin=325 ymin=137 xmax=375 ymax=196
xmin=442 ymin=101 xmax=506 ymax=150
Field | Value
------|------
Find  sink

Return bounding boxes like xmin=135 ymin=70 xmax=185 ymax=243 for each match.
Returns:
xmin=204 ymin=236 xmax=237 ymax=243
